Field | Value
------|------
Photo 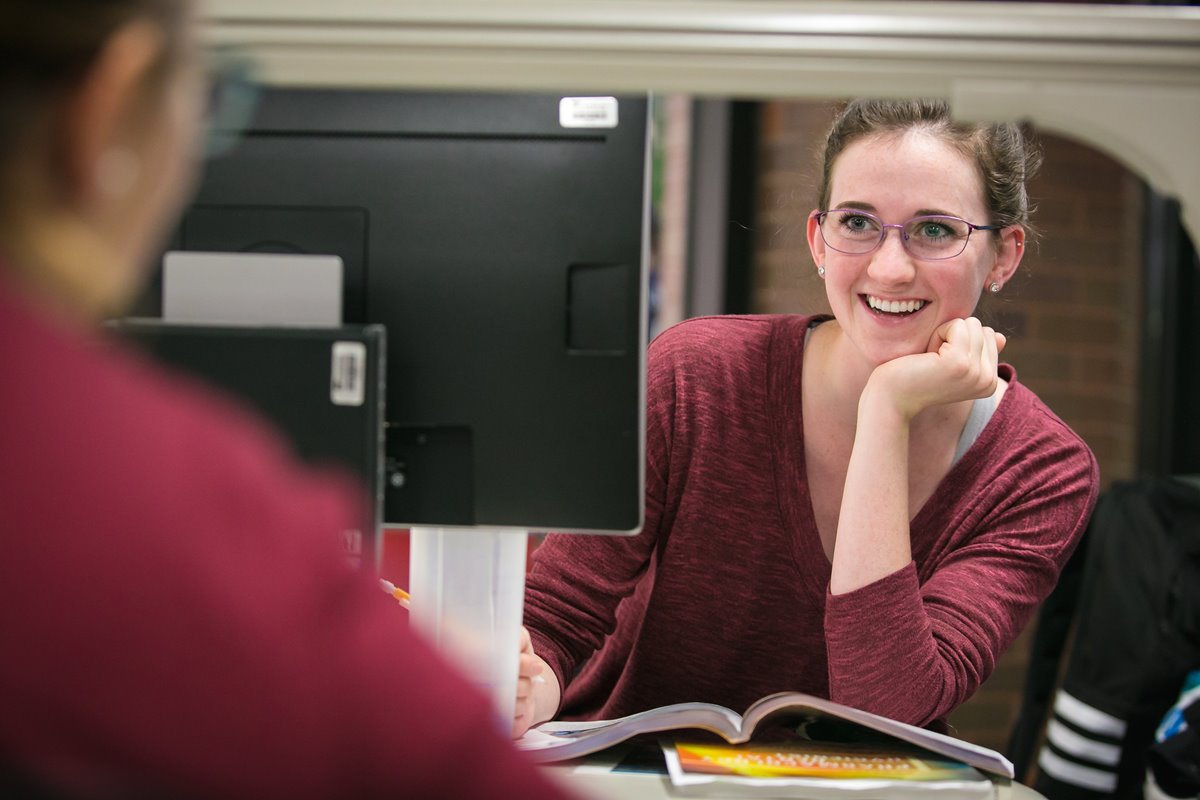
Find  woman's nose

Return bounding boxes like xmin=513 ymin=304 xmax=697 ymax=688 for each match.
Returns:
xmin=866 ymin=228 xmax=918 ymax=284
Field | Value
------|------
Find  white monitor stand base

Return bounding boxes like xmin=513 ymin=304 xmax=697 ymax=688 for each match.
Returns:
xmin=408 ymin=526 xmax=529 ymax=735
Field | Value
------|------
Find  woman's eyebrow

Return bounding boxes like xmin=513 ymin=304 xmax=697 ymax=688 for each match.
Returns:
xmin=829 ymin=202 xmax=964 ymax=218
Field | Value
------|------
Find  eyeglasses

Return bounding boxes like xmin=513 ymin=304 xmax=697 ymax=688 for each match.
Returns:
xmin=203 ymin=47 xmax=261 ymax=159
xmin=814 ymin=208 xmax=1001 ymax=261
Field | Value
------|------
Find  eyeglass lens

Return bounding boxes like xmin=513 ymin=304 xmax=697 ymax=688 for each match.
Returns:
xmin=204 ymin=49 xmax=260 ymax=159
xmin=819 ymin=209 xmax=975 ymax=260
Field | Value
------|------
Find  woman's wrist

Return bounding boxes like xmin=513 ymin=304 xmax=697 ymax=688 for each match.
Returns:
xmin=857 ymin=375 xmax=917 ymax=430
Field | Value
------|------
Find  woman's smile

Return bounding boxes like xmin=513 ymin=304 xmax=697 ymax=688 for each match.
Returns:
xmin=863 ymin=294 xmax=927 ymax=316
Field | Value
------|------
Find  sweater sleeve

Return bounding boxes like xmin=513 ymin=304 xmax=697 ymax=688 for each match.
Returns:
xmin=824 ymin=403 xmax=1100 ymax=728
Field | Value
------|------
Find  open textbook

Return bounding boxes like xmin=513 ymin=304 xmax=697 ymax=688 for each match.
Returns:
xmin=516 ymin=691 xmax=1013 ymax=780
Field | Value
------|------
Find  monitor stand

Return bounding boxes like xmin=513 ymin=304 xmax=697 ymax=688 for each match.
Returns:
xmin=407 ymin=526 xmax=529 ymax=735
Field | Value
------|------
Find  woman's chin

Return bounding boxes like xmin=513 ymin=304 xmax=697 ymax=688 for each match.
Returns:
xmin=857 ymin=339 xmax=928 ymax=368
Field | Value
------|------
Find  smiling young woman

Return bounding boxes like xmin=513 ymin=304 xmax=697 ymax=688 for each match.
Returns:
xmin=515 ymin=98 xmax=1098 ymax=740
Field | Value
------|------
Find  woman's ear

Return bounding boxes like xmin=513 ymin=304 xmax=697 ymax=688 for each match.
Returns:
xmin=806 ymin=210 xmax=827 ymax=272
xmin=988 ymin=225 xmax=1026 ymax=289
xmin=57 ymin=20 xmax=164 ymax=208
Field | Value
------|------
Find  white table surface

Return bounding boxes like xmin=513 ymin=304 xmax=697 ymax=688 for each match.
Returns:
xmin=546 ymin=769 xmax=1045 ymax=800
xmin=542 ymin=754 xmax=1047 ymax=800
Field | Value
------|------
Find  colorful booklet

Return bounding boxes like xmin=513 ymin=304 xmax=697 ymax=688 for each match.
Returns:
xmin=662 ymin=739 xmax=995 ymax=798
xmin=515 ymin=690 xmax=1013 ymax=780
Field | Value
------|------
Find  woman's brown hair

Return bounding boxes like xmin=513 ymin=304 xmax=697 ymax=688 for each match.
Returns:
xmin=0 ymin=0 xmax=185 ymax=162
xmin=817 ymin=98 xmax=1043 ymax=244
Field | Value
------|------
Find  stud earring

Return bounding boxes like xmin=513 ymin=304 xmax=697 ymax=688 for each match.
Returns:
xmin=817 ymin=265 xmax=825 ymax=278
xmin=989 ymin=282 xmax=1001 ymax=294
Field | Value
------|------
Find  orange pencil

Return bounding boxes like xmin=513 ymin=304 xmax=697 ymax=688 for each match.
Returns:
xmin=384 ymin=581 xmax=547 ymax=685
xmin=379 ymin=578 xmax=410 ymax=609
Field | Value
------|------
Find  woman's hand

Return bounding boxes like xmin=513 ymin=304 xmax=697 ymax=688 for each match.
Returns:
xmin=868 ymin=317 xmax=1006 ymax=421
xmin=512 ymin=625 xmax=559 ymax=738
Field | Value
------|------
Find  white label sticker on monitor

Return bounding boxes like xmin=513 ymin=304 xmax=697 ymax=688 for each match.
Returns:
xmin=330 ymin=341 xmax=367 ymax=406
xmin=559 ymin=96 xmax=619 ymax=129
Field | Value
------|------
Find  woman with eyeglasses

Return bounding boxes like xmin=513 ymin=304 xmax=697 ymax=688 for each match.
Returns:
xmin=517 ymin=99 xmax=1099 ymax=738
xmin=0 ymin=3 xmax=575 ymax=797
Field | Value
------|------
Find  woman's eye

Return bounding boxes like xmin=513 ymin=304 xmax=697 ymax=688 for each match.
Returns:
xmin=841 ymin=214 xmax=874 ymax=232
xmin=916 ymin=218 xmax=964 ymax=239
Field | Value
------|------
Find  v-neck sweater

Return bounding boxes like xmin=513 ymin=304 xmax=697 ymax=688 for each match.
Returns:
xmin=525 ymin=313 xmax=1099 ymax=730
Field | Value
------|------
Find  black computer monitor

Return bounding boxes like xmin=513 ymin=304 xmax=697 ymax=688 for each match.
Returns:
xmin=144 ymin=89 xmax=649 ymax=534
xmin=108 ymin=321 xmax=388 ymax=566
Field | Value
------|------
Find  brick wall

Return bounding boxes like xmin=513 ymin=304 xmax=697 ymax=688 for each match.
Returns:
xmin=653 ymin=95 xmax=694 ymax=337
xmin=753 ymin=100 xmax=1144 ymax=752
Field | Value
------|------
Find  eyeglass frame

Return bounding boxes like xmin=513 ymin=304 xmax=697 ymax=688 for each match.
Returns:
xmin=812 ymin=208 xmax=1003 ymax=261
xmin=202 ymin=46 xmax=261 ymax=159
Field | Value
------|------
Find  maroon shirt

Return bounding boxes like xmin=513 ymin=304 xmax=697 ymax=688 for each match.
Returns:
xmin=525 ymin=314 xmax=1098 ymax=729
xmin=0 ymin=272 xmax=573 ymax=799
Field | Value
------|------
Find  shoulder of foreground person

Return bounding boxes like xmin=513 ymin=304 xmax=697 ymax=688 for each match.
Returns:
xmin=0 ymin=308 xmax=575 ymax=798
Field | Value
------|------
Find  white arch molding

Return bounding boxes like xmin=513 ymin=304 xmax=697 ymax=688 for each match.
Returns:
xmin=203 ymin=0 xmax=1200 ymax=240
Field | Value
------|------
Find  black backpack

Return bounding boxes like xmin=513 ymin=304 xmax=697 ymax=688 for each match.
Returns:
xmin=1008 ymin=477 xmax=1200 ymax=799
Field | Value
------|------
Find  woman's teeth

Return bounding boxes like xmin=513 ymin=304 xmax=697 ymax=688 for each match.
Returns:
xmin=867 ymin=296 xmax=926 ymax=314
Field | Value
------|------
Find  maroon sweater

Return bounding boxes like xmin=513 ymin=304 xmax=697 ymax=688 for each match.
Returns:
xmin=525 ymin=314 xmax=1098 ymax=729
xmin=0 ymin=273 xmax=573 ymax=799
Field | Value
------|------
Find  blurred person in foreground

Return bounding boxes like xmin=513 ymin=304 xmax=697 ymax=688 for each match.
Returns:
xmin=0 ymin=1 xmax=574 ymax=797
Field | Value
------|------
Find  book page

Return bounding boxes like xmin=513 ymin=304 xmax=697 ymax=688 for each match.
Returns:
xmin=516 ymin=702 xmax=745 ymax=762
xmin=743 ymin=693 xmax=1013 ymax=778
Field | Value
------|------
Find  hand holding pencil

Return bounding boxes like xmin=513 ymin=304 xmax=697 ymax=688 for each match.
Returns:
xmin=378 ymin=579 xmax=553 ymax=738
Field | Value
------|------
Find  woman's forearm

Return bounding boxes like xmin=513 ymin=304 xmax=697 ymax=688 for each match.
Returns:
xmin=829 ymin=385 xmax=913 ymax=595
